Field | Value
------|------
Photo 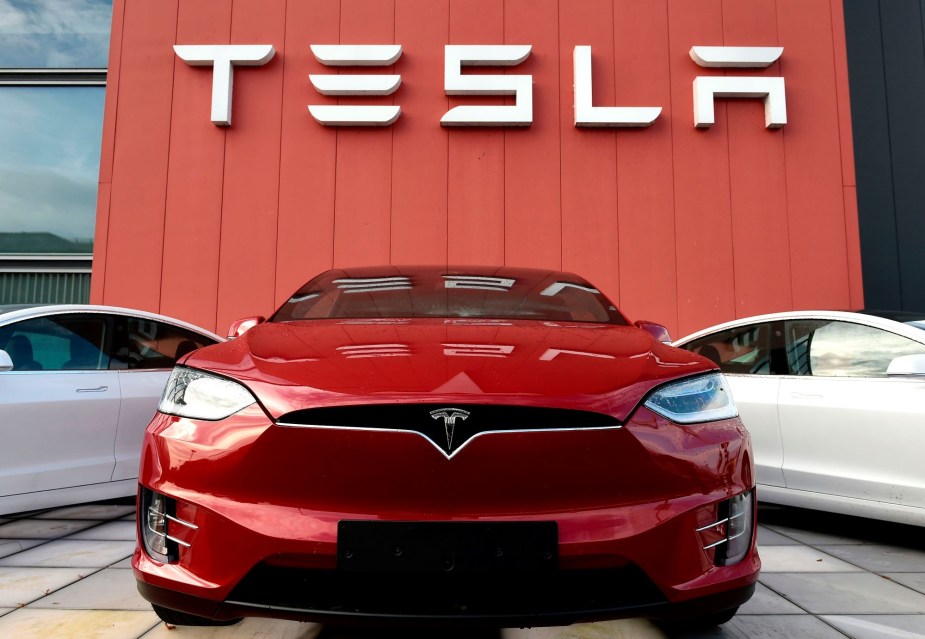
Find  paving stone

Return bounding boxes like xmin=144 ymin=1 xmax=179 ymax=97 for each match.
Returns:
xmin=140 ymin=617 xmax=322 ymax=638
xmin=502 ymin=619 xmax=665 ymax=639
xmin=882 ymin=573 xmax=925 ymax=596
xmin=0 ymin=538 xmax=46 ymax=559
xmin=0 ymin=540 xmax=134 ymax=568
xmin=740 ymin=583 xmax=804 ymax=615
xmin=35 ymin=504 xmax=137 ymax=521
xmin=760 ymin=573 xmax=925 ymax=615
xmin=822 ymin=614 xmax=925 ymax=639
xmin=756 ymin=526 xmax=801 ymax=546
xmin=67 ymin=521 xmax=137 ymax=541
xmin=0 ymin=608 xmax=159 ymax=639
xmin=761 ymin=524 xmax=868 ymax=547
xmin=758 ymin=546 xmax=863 ymax=573
xmin=710 ymin=614 xmax=853 ymax=639
xmin=31 ymin=568 xmax=149 ymax=611
xmin=817 ymin=544 xmax=925 ymax=573
xmin=0 ymin=567 xmax=86 ymax=608
xmin=0 ymin=519 xmax=98 ymax=540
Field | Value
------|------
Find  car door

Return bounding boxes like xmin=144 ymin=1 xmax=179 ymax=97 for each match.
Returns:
xmin=0 ymin=313 xmax=120 ymax=496
xmin=681 ymin=321 xmax=785 ymax=487
xmin=109 ymin=316 xmax=217 ymax=481
xmin=778 ymin=318 xmax=925 ymax=508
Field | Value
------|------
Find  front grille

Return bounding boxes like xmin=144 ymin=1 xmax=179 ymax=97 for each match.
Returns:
xmin=279 ymin=404 xmax=620 ymax=429
xmin=277 ymin=403 xmax=621 ymax=457
xmin=225 ymin=563 xmax=665 ymax=621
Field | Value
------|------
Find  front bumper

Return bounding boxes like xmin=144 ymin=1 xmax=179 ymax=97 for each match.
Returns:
xmin=137 ymin=563 xmax=755 ymax=627
xmin=134 ymin=406 xmax=760 ymax=626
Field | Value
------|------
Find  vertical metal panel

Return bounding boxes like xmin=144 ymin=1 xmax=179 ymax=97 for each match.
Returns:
xmin=390 ymin=0 xmax=450 ymax=266
xmin=668 ymin=0 xmax=736 ymax=334
xmin=275 ymin=0 xmax=339 ymax=306
xmin=558 ymin=0 xmax=620 ymax=305
xmin=777 ymin=0 xmax=852 ymax=310
xmin=504 ymin=0 xmax=562 ymax=271
xmin=880 ymin=0 xmax=925 ymax=311
xmin=103 ymin=0 xmax=179 ymax=311
xmin=446 ymin=0 xmax=506 ymax=267
xmin=0 ymin=273 xmax=91 ymax=304
xmin=613 ymin=0 xmax=678 ymax=329
xmin=158 ymin=0 xmax=231 ymax=333
xmin=332 ymin=0 xmax=396 ymax=270
xmin=214 ymin=0 xmax=286 ymax=333
xmin=844 ymin=0 xmax=902 ymax=310
xmin=723 ymin=0 xmax=792 ymax=318
xmin=95 ymin=0 xmax=862 ymax=336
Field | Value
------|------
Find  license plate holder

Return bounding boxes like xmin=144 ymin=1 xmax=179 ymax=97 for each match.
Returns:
xmin=337 ymin=521 xmax=558 ymax=573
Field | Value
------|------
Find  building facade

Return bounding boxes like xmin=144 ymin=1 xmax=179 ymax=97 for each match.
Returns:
xmin=0 ymin=0 xmax=111 ymax=304
xmin=7 ymin=1 xmax=921 ymax=340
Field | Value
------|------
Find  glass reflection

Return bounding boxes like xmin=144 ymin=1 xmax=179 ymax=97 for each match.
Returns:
xmin=275 ymin=269 xmax=627 ymax=325
xmin=0 ymin=87 xmax=104 ymax=254
xmin=0 ymin=0 xmax=113 ymax=68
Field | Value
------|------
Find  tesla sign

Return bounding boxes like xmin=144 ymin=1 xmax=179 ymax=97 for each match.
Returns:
xmin=174 ymin=43 xmax=786 ymax=129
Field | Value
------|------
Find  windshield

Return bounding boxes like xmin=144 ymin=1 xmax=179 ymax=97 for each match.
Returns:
xmin=272 ymin=267 xmax=628 ymax=325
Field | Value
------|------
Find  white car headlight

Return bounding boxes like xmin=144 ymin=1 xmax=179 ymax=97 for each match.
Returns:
xmin=159 ymin=367 xmax=256 ymax=421
xmin=643 ymin=373 xmax=738 ymax=424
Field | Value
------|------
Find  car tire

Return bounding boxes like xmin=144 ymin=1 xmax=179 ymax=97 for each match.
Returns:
xmin=152 ymin=604 xmax=242 ymax=627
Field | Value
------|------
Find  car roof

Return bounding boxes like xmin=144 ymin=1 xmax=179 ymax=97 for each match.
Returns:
xmin=0 ymin=304 xmax=223 ymax=341
xmin=673 ymin=309 xmax=925 ymax=347
xmin=302 ymin=264 xmax=593 ymax=283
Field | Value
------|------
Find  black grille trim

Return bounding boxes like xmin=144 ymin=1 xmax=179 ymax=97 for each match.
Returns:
xmin=276 ymin=404 xmax=621 ymax=458
xmin=225 ymin=563 xmax=666 ymax=624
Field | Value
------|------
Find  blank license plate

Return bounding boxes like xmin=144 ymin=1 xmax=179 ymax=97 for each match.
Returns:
xmin=337 ymin=521 xmax=558 ymax=574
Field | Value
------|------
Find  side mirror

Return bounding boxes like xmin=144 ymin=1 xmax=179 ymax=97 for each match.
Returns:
xmin=227 ymin=316 xmax=266 ymax=339
xmin=0 ymin=349 xmax=12 ymax=372
xmin=634 ymin=320 xmax=672 ymax=344
xmin=887 ymin=353 xmax=925 ymax=377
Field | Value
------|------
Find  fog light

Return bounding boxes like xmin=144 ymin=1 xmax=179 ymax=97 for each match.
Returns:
xmin=145 ymin=491 xmax=169 ymax=556
xmin=140 ymin=487 xmax=199 ymax=563
xmin=717 ymin=490 xmax=754 ymax=566
xmin=142 ymin=488 xmax=173 ymax=561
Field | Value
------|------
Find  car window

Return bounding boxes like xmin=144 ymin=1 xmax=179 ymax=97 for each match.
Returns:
xmin=681 ymin=322 xmax=773 ymax=375
xmin=784 ymin=319 xmax=925 ymax=377
xmin=110 ymin=317 xmax=215 ymax=370
xmin=0 ymin=314 xmax=110 ymax=371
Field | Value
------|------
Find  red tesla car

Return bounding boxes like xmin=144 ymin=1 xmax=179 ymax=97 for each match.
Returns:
xmin=133 ymin=266 xmax=758 ymax=628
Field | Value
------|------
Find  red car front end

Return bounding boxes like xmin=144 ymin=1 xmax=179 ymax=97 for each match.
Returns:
xmin=133 ymin=267 xmax=759 ymax=627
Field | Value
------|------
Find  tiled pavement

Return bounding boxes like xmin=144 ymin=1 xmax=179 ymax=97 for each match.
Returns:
xmin=0 ymin=502 xmax=923 ymax=638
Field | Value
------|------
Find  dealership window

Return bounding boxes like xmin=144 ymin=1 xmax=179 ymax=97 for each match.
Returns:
xmin=0 ymin=0 xmax=111 ymax=304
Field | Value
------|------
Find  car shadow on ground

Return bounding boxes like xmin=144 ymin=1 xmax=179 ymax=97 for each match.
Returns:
xmin=318 ymin=628 xmax=503 ymax=639
xmin=756 ymin=503 xmax=922 ymax=548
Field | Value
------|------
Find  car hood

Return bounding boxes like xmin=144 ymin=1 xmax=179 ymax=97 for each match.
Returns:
xmin=184 ymin=319 xmax=712 ymax=421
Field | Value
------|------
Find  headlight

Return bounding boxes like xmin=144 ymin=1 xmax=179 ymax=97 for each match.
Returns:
xmin=643 ymin=373 xmax=738 ymax=423
xmin=158 ymin=366 xmax=256 ymax=420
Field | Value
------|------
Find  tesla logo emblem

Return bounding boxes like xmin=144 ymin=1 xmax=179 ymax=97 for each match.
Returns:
xmin=430 ymin=408 xmax=470 ymax=450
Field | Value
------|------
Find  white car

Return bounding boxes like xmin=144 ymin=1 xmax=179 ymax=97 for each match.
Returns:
xmin=0 ymin=304 xmax=221 ymax=515
xmin=675 ymin=310 xmax=925 ymax=527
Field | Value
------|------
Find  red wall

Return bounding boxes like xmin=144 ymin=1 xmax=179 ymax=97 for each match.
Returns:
xmin=92 ymin=0 xmax=862 ymax=338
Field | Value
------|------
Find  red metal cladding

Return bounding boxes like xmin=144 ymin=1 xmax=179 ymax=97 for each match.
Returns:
xmin=94 ymin=0 xmax=860 ymax=338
